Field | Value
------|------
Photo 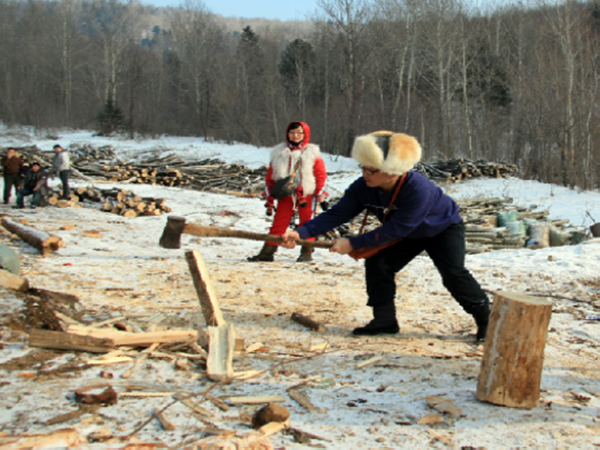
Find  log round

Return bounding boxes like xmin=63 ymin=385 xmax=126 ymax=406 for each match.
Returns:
xmin=476 ymin=291 xmax=553 ymax=409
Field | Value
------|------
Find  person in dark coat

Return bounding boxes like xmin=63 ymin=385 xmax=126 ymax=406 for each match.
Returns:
xmin=2 ymin=148 xmax=23 ymax=205
xmin=280 ymin=131 xmax=490 ymax=341
xmin=16 ymin=162 xmax=48 ymax=209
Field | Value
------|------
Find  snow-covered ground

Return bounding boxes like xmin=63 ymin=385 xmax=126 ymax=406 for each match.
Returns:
xmin=0 ymin=125 xmax=598 ymax=448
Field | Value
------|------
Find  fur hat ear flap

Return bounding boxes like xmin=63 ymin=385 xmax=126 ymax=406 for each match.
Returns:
xmin=352 ymin=131 xmax=421 ymax=175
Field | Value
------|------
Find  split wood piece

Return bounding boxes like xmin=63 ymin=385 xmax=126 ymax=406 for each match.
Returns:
xmin=154 ymin=408 xmax=175 ymax=431
xmin=1 ymin=217 xmax=63 ymax=256
xmin=206 ymin=323 xmax=236 ymax=382
xmin=354 ymin=356 xmax=383 ymax=369
xmin=43 ymin=405 xmax=100 ymax=426
xmin=0 ymin=429 xmax=87 ymax=448
xmin=121 ymin=343 xmax=160 ymax=379
xmin=28 ymin=329 xmax=114 ymax=353
xmin=66 ymin=325 xmax=198 ymax=347
xmin=259 ymin=419 xmax=291 ymax=437
xmin=173 ymin=392 xmax=213 ymax=417
xmin=0 ymin=269 xmax=29 ymax=292
xmin=206 ymin=394 xmax=230 ymax=411
xmin=291 ymin=313 xmax=327 ymax=333
xmin=287 ymin=389 xmax=317 ymax=413
xmin=476 ymin=291 xmax=553 ymax=409
xmin=185 ymin=249 xmax=225 ymax=327
xmin=227 ymin=396 xmax=286 ymax=405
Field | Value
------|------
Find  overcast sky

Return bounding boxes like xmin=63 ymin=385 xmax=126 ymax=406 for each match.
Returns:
xmin=144 ymin=0 xmax=321 ymax=21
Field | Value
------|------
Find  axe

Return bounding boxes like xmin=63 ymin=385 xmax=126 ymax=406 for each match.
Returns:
xmin=159 ymin=216 xmax=334 ymax=249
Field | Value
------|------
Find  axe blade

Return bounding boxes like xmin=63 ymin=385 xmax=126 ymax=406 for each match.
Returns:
xmin=159 ymin=216 xmax=187 ymax=249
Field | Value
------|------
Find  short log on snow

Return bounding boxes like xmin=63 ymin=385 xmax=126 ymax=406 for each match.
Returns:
xmin=206 ymin=323 xmax=236 ymax=382
xmin=476 ymin=291 xmax=553 ymax=409
xmin=291 ymin=312 xmax=327 ymax=333
xmin=1 ymin=217 xmax=63 ymax=256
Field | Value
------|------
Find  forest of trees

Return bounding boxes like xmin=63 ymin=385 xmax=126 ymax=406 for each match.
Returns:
xmin=1 ymin=0 xmax=599 ymax=190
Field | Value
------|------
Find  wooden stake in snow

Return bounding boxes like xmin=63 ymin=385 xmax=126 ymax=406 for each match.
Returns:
xmin=206 ymin=323 xmax=236 ymax=382
xmin=185 ymin=249 xmax=225 ymax=327
xmin=476 ymin=291 xmax=552 ymax=409
xmin=1 ymin=217 xmax=63 ymax=256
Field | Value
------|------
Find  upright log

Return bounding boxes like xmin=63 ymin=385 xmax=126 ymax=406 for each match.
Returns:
xmin=477 ymin=291 xmax=553 ymax=409
xmin=1 ymin=217 xmax=63 ymax=256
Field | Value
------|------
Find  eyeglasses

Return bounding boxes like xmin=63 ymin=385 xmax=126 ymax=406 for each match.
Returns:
xmin=359 ymin=165 xmax=380 ymax=175
xmin=288 ymin=130 xmax=304 ymax=136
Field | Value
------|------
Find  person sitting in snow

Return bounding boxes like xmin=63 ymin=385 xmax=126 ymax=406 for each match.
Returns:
xmin=247 ymin=121 xmax=327 ymax=262
xmin=16 ymin=162 xmax=48 ymax=209
xmin=280 ymin=130 xmax=490 ymax=340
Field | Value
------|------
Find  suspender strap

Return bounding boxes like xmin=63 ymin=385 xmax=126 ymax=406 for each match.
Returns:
xmin=358 ymin=172 xmax=408 ymax=235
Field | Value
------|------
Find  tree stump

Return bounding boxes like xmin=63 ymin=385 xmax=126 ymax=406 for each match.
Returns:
xmin=477 ymin=291 xmax=552 ymax=409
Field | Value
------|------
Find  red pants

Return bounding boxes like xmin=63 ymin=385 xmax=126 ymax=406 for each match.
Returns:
xmin=267 ymin=195 xmax=315 ymax=246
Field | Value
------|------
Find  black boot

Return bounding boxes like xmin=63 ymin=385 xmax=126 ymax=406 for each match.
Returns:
xmin=353 ymin=303 xmax=400 ymax=336
xmin=296 ymin=245 xmax=313 ymax=262
xmin=247 ymin=243 xmax=277 ymax=262
xmin=472 ymin=301 xmax=491 ymax=342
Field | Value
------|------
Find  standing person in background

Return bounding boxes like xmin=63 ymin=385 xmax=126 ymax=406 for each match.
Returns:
xmin=280 ymin=131 xmax=490 ymax=341
xmin=2 ymin=148 xmax=23 ymax=205
xmin=52 ymin=144 xmax=70 ymax=199
xmin=247 ymin=122 xmax=327 ymax=262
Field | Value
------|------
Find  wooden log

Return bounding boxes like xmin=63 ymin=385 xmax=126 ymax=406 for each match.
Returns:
xmin=66 ymin=325 xmax=198 ymax=347
xmin=206 ymin=323 xmax=236 ymax=382
xmin=28 ymin=329 xmax=114 ymax=353
xmin=476 ymin=291 xmax=553 ymax=409
xmin=290 ymin=313 xmax=326 ymax=333
xmin=1 ymin=217 xmax=63 ymax=256
xmin=0 ymin=269 xmax=29 ymax=292
xmin=185 ymin=249 xmax=225 ymax=327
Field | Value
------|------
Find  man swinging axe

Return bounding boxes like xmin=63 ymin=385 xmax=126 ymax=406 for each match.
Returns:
xmin=280 ymin=131 xmax=490 ymax=341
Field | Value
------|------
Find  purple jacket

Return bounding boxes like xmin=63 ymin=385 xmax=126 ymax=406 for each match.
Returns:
xmin=296 ymin=171 xmax=462 ymax=250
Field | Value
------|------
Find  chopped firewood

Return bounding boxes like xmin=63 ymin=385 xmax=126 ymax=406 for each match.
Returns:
xmin=0 ymin=269 xmax=28 ymax=292
xmin=66 ymin=325 xmax=198 ymax=347
xmin=121 ymin=343 xmax=159 ymax=379
xmin=354 ymin=356 xmax=383 ymax=369
xmin=245 ymin=342 xmax=264 ymax=353
xmin=425 ymin=395 xmax=463 ymax=415
xmin=154 ymin=408 xmax=175 ymax=431
xmin=120 ymin=392 xmax=173 ymax=398
xmin=43 ymin=405 xmax=100 ymax=426
xmin=206 ymin=395 xmax=230 ymax=412
xmin=417 ymin=413 xmax=444 ymax=425
xmin=86 ymin=356 xmax=133 ymax=366
xmin=291 ymin=313 xmax=326 ymax=333
xmin=185 ymin=249 xmax=226 ymax=327
xmin=28 ymin=329 xmax=114 ymax=353
xmin=206 ymin=323 xmax=236 ymax=382
xmin=173 ymin=392 xmax=214 ymax=417
xmin=259 ymin=419 xmax=291 ymax=437
xmin=228 ymin=396 xmax=286 ymax=405
xmin=287 ymin=389 xmax=318 ymax=413
xmin=0 ymin=429 xmax=86 ymax=448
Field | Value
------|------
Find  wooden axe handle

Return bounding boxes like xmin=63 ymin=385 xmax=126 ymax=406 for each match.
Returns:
xmin=183 ymin=223 xmax=333 ymax=248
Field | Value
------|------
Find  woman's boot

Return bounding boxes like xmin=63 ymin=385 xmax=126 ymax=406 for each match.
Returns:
xmin=296 ymin=245 xmax=314 ymax=262
xmin=247 ymin=243 xmax=277 ymax=262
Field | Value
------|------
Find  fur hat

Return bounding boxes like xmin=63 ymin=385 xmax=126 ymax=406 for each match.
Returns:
xmin=351 ymin=131 xmax=421 ymax=175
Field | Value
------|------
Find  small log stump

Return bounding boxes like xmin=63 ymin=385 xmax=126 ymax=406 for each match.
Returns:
xmin=476 ymin=291 xmax=552 ymax=409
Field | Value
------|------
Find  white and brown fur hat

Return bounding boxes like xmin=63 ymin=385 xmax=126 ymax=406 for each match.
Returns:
xmin=351 ymin=131 xmax=421 ymax=175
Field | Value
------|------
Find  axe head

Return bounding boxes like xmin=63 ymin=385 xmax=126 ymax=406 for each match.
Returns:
xmin=159 ymin=216 xmax=187 ymax=249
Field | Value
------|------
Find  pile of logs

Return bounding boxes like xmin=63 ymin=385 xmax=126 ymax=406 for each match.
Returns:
xmin=44 ymin=186 xmax=172 ymax=218
xmin=321 ymin=196 xmax=578 ymax=254
xmin=414 ymin=159 xmax=519 ymax=183
xmin=3 ymin=145 xmax=516 ymax=195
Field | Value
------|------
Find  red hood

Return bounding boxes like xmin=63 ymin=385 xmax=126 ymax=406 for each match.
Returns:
xmin=286 ymin=121 xmax=311 ymax=149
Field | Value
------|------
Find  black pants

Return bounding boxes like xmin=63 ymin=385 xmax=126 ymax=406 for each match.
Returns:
xmin=3 ymin=174 xmax=20 ymax=203
xmin=59 ymin=170 xmax=70 ymax=198
xmin=364 ymin=221 xmax=488 ymax=315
